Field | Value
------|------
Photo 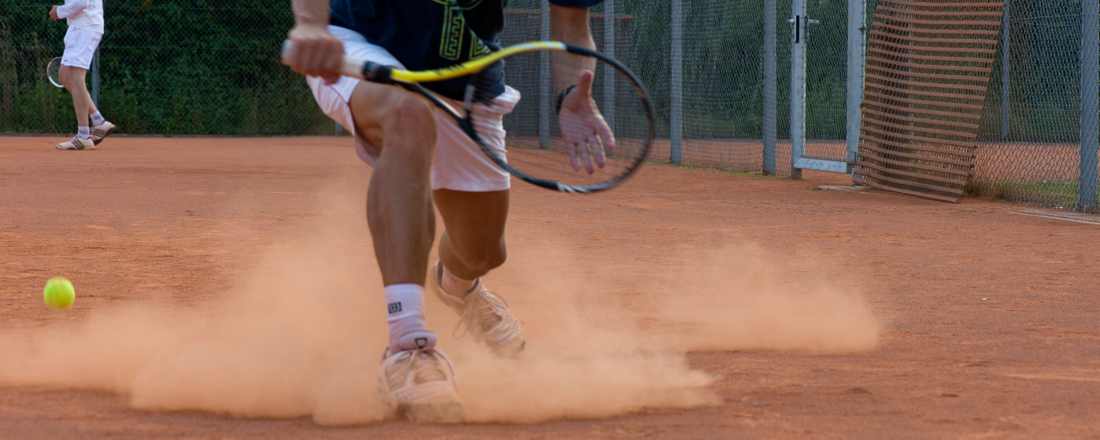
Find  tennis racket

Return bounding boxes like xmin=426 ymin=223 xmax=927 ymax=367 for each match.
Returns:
xmin=46 ymin=57 xmax=64 ymax=88
xmin=284 ymin=41 xmax=655 ymax=194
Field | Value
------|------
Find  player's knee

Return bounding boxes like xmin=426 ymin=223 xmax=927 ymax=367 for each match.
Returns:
xmin=387 ymin=93 xmax=434 ymax=135
xmin=462 ymin=243 xmax=507 ymax=274
xmin=376 ymin=93 xmax=436 ymax=164
xmin=485 ymin=247 xmax=507 ymax=272
xmin=60 ymin=69 xmax=83 ymax=89
xmin=58 ymin=68 xmax=72 ymax=88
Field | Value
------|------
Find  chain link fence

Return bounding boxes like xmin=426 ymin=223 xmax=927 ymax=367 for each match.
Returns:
xmin=1 ymin=0 xmax=853 ymax=166
xmin=497 ymin=0 xmax=854 ymax=175
xmin=1 ymin=0 xmax=1096 ymax=210
xmin=971 ymin=0 xmax=1099 ymax=211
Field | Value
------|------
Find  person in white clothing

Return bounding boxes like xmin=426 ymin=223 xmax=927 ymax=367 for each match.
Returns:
xmin=50 ymin=0 xmax=116 ymax=151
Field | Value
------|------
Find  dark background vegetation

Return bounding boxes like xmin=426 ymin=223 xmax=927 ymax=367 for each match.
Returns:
xmin=0 ymin=0 xmax=1084 ymax=142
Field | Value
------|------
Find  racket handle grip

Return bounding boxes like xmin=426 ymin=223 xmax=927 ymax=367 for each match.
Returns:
xmin=282 ymin=40 xmax=393 ymax=83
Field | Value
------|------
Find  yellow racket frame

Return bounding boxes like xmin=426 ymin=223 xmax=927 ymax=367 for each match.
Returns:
xmin=387 ymin=41 xmax=566 ymax=84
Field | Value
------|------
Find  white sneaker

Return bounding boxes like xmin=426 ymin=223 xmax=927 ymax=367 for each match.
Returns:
xmin=378 ymin=346 xmax=464 ymax=423
xmin=56 ymin=136 xmax=94 ymax=151
xmin=430 ymin=261 xmax=526 ymax=357
xmin=92 ymin=121 xmax=116 ymax=145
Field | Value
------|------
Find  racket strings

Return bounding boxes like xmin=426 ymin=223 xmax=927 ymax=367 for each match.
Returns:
xmin=47 ymin=57 xmax=64 ymax=88
xmin=489 ymin=52 xmax=651 ymax=188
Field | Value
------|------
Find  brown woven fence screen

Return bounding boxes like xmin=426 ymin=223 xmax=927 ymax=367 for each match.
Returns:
xmin=858 ymin=0 xmax=1006 ymax=202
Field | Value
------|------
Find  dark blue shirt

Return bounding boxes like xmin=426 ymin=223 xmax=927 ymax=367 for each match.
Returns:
xmin=330 ymin=0 xmax=603 ymax=100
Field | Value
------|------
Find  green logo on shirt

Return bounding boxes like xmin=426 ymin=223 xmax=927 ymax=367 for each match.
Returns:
xmin=435 ymin=0 xmax=465 ymax=61
xmin=435 ymin=0 xmax=492 ymax=61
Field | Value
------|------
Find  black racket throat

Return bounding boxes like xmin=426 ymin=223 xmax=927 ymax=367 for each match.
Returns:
xmin=563 ymin=45 xmax=599 ymax=57
xmin=361 ymin=62 xmax=395 ymax=83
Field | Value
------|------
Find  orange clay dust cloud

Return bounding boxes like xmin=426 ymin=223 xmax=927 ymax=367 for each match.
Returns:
xmin=0 ymin=175 xmax=880 ymax=425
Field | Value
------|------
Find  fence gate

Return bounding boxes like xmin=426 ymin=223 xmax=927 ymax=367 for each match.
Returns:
xmin=789 ymin=0 xmax=866 ymax=178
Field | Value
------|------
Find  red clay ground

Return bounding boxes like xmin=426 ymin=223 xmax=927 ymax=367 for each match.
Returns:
xmin=2 ymin=136 xmax=1100 ymax=439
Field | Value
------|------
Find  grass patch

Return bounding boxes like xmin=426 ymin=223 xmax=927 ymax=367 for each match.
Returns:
xmin=971 ymin=180 xmax=1099 ymax=209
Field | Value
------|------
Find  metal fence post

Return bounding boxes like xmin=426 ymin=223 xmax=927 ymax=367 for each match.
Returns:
xmin=90 ymin=48 xmax=100 ymax=105
xmin=1080 ymin=0 xmax=1100 ymax=211
xmin=602 ymin=0 xmax=616 ymax=132
xmin=845 ymin=0 xmax=865 ymax=168
xmin=539 ymin=0 xmax=552 ymax=148
xmin=763 ymin=0 xmax=777 ymax=175
xmin=670 ymin=0 xmax=684 ymax=164
xmin=1000 ymin=2 xmax=1010 ymax=141
xmin=790 ymin=0 xmax=807 ymax=179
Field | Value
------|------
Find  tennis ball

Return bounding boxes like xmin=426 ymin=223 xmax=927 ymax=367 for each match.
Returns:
xmin=43 ymin=277 xmax=75 ymax=310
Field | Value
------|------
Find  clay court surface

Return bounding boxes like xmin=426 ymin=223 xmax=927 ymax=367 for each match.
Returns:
xmin=1 ymin=136 xmax=1099 ymax=439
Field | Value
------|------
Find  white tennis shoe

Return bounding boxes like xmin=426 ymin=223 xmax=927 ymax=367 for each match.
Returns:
xmin=430 ymin=261 xmax=526 ymax=357
xmin=92 ymin=121 xmax=116 ymax=145
xmin=56 ymin=136 xmax=94 ymax=151
xmin=378 ymin=342 xmax=464 ymax=423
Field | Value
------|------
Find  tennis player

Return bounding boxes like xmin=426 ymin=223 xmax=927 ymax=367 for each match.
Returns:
xmin=50 ymin=0 xmax=115 ymax=151
xmin=284 ymin=0 xmax=610 ymax=422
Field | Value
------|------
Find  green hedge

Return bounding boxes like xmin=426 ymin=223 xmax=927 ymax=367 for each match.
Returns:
xmin=0 ymin=0 xmax=331 ymax=135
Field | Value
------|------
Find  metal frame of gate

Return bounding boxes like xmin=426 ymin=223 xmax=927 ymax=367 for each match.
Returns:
xmin=787 ymin=0 xmax=867 ymax=179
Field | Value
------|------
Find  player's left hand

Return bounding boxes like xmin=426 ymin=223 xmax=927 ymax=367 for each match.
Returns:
xmin=559 ymin=70 xmax=617 ymax=174
xmin=49 ymin=5 xmax=60 ymax=21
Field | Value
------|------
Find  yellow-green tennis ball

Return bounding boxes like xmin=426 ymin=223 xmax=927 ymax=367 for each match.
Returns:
xmin=43 ymin=277 xmax=75 ymax=310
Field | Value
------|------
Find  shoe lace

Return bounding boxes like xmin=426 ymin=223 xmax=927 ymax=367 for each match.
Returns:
xmin=393 ymin=349 xmax=448 ymax=385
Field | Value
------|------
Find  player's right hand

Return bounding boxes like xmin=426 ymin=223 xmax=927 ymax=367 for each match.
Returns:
xmin=283 ymin=25 xmax=343 ymax=84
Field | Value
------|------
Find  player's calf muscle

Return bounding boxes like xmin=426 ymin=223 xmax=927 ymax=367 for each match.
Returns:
xmin=435 ymin=190 xmax=510 ymax=276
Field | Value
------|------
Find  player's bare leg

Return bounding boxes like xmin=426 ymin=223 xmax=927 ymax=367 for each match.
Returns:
xmin=356 ymin=92 xmax=436 ymax=288
xmin=62 ymin=66 xmax=93 ymax=133
xmin=349 ymin=81 xmax=462 ymax=423
xmin=435 ymin=190 xmax=509 ymax=281
xmin=56 ymin=66 xmax=113 ymax=149
xmin=430 ymin=185 xmax=526 ymax=356
xmin=55 ymin=66 xmax=94 ymax=150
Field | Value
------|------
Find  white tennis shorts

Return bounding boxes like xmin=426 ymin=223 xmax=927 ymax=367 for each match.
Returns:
xmin=307 ymin=26 xmax=519 ymax=192
xmin=61 ymin=27 xmax=103 ymax=70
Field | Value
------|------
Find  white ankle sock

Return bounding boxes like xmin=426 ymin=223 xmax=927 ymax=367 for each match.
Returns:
xmin=385 ymin=284 xmax=432 ymax=350
xmin=440 ymin=264 xmax=476 ymax=298
xmin=91 ymin=111 xmax=105 ymax=126
xmin=77 ymin=126 xmax=91 ymax=139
